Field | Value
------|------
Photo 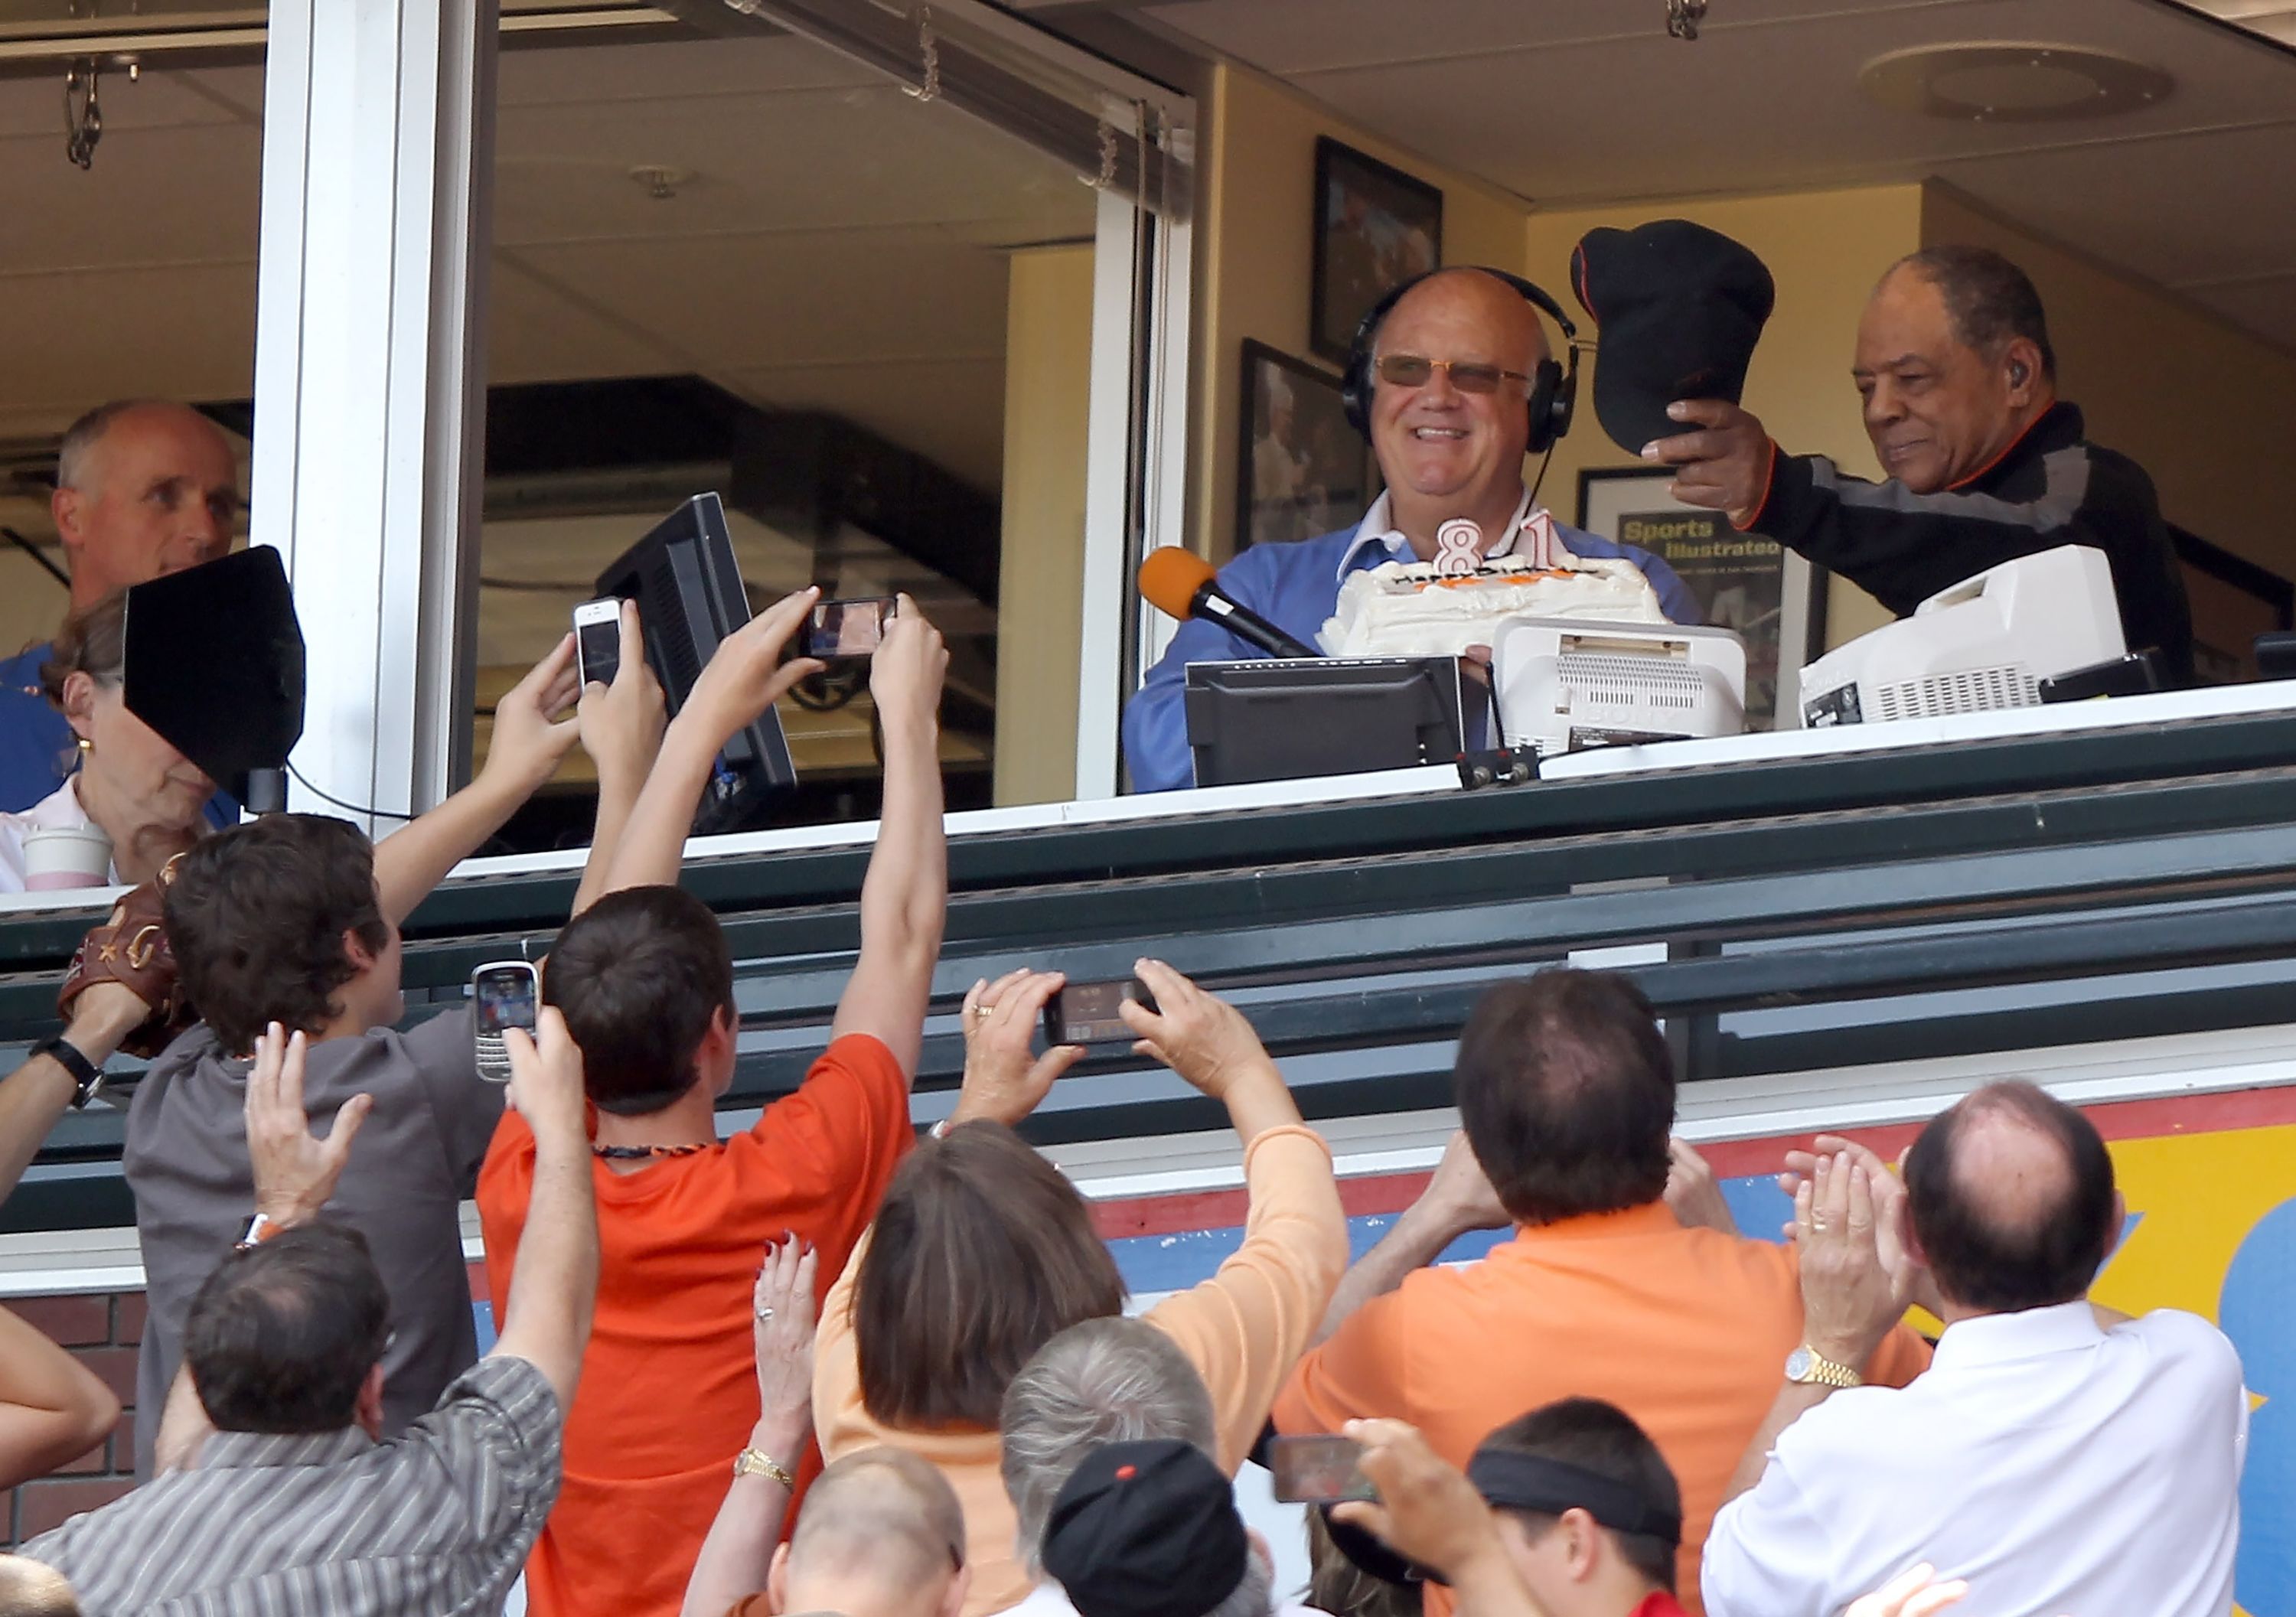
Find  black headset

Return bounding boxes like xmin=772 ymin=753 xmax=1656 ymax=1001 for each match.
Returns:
xmin=1339 ymin=267 xmax=1582 ymax=454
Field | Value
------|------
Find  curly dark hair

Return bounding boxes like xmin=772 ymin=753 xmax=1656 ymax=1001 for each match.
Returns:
xmin=164 ymin=813 xmax=388 ymax=1053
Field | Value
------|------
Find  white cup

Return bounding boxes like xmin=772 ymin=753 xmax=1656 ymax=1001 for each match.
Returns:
xmin=22 ymin=824 xmax=114 ymax=892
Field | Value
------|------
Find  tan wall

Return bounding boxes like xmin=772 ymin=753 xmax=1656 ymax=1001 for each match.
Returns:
xmin=993 ymin=243 xmax=1097 ymax=807
xmin=1523 ymin=186 xmax=1927 ymax=647
xmin=1920 ymin=181 xmax=2296 ymax=581
xmin=1189 ymin=63 xmax=1537 ymax=562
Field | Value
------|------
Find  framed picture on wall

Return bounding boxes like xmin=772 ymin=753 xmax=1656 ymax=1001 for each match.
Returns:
xmin=1578 ymin=467 xmax=1827 ymax=731
xmin=1309 ymin=137 xmax=1442 ymax=363
xmin=1237 ymin=341 xmax=1376 ymax=551
xmin=2174 ymin=525 xmax=2293 ymax=684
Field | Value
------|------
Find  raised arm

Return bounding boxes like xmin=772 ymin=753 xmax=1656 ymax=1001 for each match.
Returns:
xmin=0 ymin=983 xmax=152 ymax=1202
xmin=1332 ymin=1420 xmax=1554 ymax=1617
xmin=683 ymin=1237 xmax=818 ymax=1617
xmin=598 ymin=588 xmax=822 ymax=895
xmin=0 ymin=1309 xmax=116 ymax=1488
xmin=373 ymin=636 xmax=583 ymax=927
xmin=828 ymin=598 xmax=947 ymax=1078
xmin=569 ymin=600 xmax=667 ymax=920
xmin=490 ymin=1008 xmax=600 ymax=1413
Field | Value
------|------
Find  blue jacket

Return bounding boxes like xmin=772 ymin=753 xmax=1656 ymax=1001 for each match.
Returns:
xmin=0 ymin=641 xmax=238 ymax=825
xmin=1120 ymin=523 xmax=1699 ymax=792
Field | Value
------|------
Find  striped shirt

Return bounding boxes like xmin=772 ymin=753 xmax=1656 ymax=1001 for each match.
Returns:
xmin=23 ymin=1355 xmax=560 ymax=1617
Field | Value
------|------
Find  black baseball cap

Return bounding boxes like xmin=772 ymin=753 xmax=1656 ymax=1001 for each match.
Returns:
xmin=1570 ymin=219 xmax=1776 ymax=455
xmin=1041 ymin=1440 xmax=1248 ymax=1617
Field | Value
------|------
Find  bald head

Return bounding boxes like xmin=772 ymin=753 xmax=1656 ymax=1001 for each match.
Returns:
xmin=1905 ymin=1081 xmax=2117 ymax=1315
xmin=1366 ymin=268 xmax=1554 ymax=553
xmin=0 ymin=1554 xmax=79 ymax=1617
xmin=51 ymin=400 xmax=238 ymax=611
xmin=774 ymin=1448 xmax=968 ymax=1617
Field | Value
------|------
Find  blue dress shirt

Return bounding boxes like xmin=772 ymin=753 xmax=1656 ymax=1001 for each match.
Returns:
xmin=0 ymin=641 xmax=238 ymax=825
xmin=1120 ymin=517 xmax=1699 ymax=792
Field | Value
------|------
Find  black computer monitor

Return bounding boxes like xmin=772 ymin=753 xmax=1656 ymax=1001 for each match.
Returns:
xmin=595 ymin=493 xmax=797 ymax=834
xmin=1181 ymin=657 xmax=1468 ymax=788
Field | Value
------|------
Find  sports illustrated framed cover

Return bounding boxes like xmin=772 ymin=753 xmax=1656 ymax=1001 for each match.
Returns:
xmin=1578 ymin=466 xmax=1826 ymax=731
xmin=1310 ymin=137 xmax=1442 ymax=364
xmin=1237 ymin=341 xmax=1376 ymax=551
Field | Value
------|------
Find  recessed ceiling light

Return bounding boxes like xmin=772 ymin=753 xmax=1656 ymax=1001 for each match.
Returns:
xmin=1859 ymin=42 xmax=2174 ymax=122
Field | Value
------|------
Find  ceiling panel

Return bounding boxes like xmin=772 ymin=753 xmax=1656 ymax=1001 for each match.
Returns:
xmin=510 ymin=226 xmax=1015 ymax=373
xmin=0 ymin=122 xmax=259 ymax=274
xmin=484 ymin=256 xmax=689 ymax=384
xmin=493 ymin=80 xmax=1092 ymax=248
xmin=0 ymin=263 xmax=256 ymax=430
xmin=2181 ymin=272 xmax=2296 ymax=348
xmin=493 ymin=31 xmax=876 ymax=106
xmin=0 ymin=64 xmax=246 ymax=139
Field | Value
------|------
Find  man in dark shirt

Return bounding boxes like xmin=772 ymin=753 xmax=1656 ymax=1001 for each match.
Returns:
xmin=1647 ymin=245 xmax=2194 ymax=686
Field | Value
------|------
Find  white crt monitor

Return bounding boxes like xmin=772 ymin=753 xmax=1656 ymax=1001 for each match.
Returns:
xmin=1491 ymin=617 xmax=1748 ymax=757
xmin=1799 ymin=544 xmax=2125 ymax=728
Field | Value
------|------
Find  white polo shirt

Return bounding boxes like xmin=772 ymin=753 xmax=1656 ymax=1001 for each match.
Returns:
xmin=1701 ymin=1301 xmax=2245 ymax=1617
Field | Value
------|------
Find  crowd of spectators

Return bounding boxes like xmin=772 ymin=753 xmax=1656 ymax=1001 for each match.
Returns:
xmin=0 ymin=434 xmax=2256 ymax=1615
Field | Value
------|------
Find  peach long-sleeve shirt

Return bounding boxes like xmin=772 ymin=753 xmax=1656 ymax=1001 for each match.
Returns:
xmin=813 ymin=1123 xmax=1349 ymax=1617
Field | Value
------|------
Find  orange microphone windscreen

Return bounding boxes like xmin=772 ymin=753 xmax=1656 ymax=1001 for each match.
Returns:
xmin=1137 ymin=546 xmax=1218 ymax=621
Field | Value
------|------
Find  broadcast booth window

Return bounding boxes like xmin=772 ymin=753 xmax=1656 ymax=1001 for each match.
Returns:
xmin=466 ymin=5 xmax=1189 ymax=848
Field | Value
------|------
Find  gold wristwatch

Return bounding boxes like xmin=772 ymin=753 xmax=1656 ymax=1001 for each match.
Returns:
xmin=1784 ymin=1345 xmax=1863 ymax=1390
xmin=734 ymin=1447 xmax=795 ymax=1487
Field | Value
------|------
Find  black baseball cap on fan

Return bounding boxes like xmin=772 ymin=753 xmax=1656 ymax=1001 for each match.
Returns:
xmin=1570 ymin=219 xmax=1776 ymax=455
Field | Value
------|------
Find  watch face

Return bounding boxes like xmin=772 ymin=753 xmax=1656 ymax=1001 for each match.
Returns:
xmin=1785 ymin=1346 xmax=1813 ymax=1381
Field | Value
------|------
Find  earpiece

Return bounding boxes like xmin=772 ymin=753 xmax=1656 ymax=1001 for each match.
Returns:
xmin=1340 ymin=267 xmax=1580 ymax=455
xmin=2009 ymin=360 xmax=2030 ymax=387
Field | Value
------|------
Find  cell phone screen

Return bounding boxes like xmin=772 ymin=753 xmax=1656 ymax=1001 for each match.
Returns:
xmin=576 ymin=606 xmax=621 ymax=686
xmin=1267 ymin=1436 xmax=1375 ymax=1504
xmin=805 ymin=598 xmax=893 ymax=660
xmin=1044 ymin=978 xmax=1159 ymax=1046
xmin=474 ymin=967 xmax=539 ymax=1038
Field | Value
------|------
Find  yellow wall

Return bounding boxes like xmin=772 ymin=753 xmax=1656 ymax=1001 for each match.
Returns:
xmin=994 ymin=243 xmax=1097 ymax=807
xmin=1523 ymin=187 xmax=1926 ymax=647
xmin=1189 ymin=63 xmax=1537 ymax=562
xmin=1921 ymin=181 xmax=2296 ymax=580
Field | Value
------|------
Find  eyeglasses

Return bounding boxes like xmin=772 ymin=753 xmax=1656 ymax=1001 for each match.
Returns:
xmin=1375 ymin=354 xmax=1534 ymax=396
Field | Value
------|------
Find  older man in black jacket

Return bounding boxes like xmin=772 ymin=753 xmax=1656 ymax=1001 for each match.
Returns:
xmin=1649 ymin=244 xmax=2193 ymax=686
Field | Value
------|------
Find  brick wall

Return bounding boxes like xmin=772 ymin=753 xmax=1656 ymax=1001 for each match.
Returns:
xmin=2 ymin=1290 xmax=144 ymax=1546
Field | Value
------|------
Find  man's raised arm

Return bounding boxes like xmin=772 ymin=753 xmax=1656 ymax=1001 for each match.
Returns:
xmin=827 ymin=598 xmax=947 ymax=1080
xmin=373 ymin=637 xmax=583 ymax=927
xmin=489 ymin=1009 xmax=599 ymax=1413
xmin=598 ymin=588 xmax=823 ymax=896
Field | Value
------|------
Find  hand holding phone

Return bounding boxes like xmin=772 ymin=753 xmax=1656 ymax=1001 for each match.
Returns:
xmin=801 ymin=597 xmax=898 ymax=661
xmin=575 ymin=598 xmax=623 ymax=686
xmin=1042 ymin=977 xmax=1159 ymax=1047
xmin=1268 ymin=1435 xmax=1376 ymax=1504
xmin=472 ymin=960 xmax=540 ymax=1084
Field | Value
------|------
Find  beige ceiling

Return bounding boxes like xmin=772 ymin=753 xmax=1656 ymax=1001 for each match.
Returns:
xmin=1110 ymin=0 xmax=2296 ymax=353
xmin=0 ymin=23 xmax=1096 ymax=487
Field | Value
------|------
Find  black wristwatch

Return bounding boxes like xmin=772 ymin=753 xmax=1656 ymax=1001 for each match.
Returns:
xmin=31 ymin=1036 xmax=106 ymax=1109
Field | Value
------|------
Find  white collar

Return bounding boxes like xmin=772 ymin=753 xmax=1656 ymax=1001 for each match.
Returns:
xmin=1931 ymin=1299 xmax=2108 ymax=1371
xmin=1335 ymin=486 xmax=1551 ymax=579
xmin=24 ymin=778 xmax=93 ymax=833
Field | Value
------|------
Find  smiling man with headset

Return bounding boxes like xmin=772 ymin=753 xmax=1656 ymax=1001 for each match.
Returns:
xmin=1120 ymin=266 xmax=1700 ymax=794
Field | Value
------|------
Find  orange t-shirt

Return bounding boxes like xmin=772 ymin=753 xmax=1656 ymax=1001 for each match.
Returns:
xmin=1272 ymin=1201 xmax=1932 ymax=1617
xmin=477 ymin=1033 xmax=914 ymax=1617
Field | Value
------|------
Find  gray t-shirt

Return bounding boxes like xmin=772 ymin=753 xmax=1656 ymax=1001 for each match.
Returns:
xmin=122 ymin=1006 xmax=504 ymax=1475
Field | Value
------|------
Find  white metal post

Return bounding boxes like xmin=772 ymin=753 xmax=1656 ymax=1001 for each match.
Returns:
xmin=249 ymin=0 xmax=494 ymax=831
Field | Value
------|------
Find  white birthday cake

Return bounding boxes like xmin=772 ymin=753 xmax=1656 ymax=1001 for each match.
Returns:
xmin=1319 ymin=553 xmax=1666 ymax=659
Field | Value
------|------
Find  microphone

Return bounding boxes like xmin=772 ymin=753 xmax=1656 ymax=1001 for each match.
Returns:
xmin=1137 ymin=548 xmax=1319 ymax=660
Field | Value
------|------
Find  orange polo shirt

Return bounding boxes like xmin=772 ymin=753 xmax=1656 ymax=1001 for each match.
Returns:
xmin=478 ymin=1033 xmax=913 ymax=1617
xmin=1273 ymin=1201 xmax=1932 ymax=1616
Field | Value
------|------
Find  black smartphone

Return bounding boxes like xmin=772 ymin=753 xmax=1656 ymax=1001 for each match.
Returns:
xmin=1267 ymin=1435 xmax=1375 ymax=1504
xmin=471 ymin=960 xmax=540 ymax=1083
xmin=801 ymin=597 xmax=897 ymax=661
xmin=574 ymin=597 xmax=622 ymax=686
xmin=1043 ymin=978 xmax=1158 ymax=1047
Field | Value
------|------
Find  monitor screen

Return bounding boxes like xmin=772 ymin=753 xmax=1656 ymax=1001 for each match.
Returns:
xmin=595 ymin=493 xmax=797 ymax=833
xmin=1180 ymin=657 xmax=1466 ymax=788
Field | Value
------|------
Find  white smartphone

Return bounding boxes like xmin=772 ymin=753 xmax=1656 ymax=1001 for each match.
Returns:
xmin=574 ymin=597 xmax=623 ymax=687
xmin=471 ymin=960 xmax=540 ymax=1083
